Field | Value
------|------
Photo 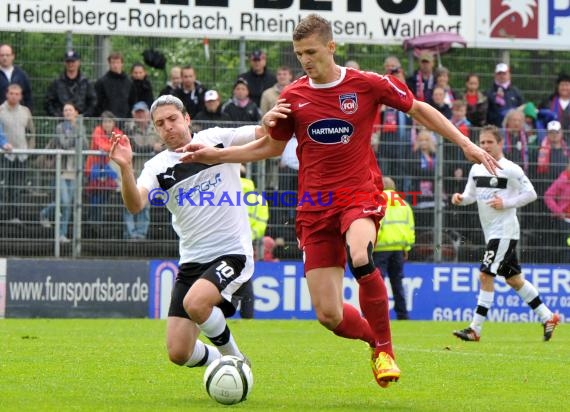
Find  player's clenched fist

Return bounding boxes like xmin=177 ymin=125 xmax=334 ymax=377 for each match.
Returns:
xmin=451 ymin=193 xmax=463 ymax=205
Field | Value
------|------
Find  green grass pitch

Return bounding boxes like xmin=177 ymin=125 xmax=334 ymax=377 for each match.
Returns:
xmin=1 ymin=319 xmax=567 ymax=412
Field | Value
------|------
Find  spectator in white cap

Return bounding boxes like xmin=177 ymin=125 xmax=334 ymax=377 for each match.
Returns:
xmin=536 ymin=120 xmax=569 ymax=182
xmin=534 ymin=118 xmax=570 ymax=261
xmin=547 ymin=120 xmax=562 ymax=131
xmin=485 ymin=62 xmax=524 ymax=127
xmin=193 ymin=89 xmax=231 ymax=131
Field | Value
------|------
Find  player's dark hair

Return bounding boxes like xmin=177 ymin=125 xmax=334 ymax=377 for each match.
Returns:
xmin=480 ymin=125 xmax=502 ymax=143
xmin=293 ymin=13 xmax=332 ymax=43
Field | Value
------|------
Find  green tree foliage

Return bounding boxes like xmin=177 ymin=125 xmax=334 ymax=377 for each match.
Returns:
xmin=2 ymin=31 xmax=570 ymax=116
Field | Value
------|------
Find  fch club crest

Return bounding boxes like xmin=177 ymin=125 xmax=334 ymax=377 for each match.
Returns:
xmin=339 ymin=93 xmax=357 ymax=114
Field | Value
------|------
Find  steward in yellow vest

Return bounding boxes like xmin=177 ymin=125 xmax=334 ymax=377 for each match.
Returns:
xmin=240 ymin=176 xmax=268 ymax=241
xmin=373 ymin=177 xmax=415 ymax=320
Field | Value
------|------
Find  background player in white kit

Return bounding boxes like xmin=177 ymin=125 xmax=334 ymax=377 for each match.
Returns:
xmin=451 ymin=125 xmax=560 ymax=342
xmin=109 ymin=95 xmax=267 ymax=371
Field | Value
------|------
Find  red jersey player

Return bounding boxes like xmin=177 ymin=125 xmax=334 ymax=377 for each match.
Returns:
xmin=178 ymin=14 xmax=499 ymax=388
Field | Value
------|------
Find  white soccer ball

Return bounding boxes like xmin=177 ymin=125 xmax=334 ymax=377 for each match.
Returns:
xmin=203 ymin=355 xmax=253 ymax=405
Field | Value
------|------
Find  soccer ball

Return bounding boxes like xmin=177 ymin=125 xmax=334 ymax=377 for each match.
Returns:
xmin=203 ymin=355 xmax=253 ymax=405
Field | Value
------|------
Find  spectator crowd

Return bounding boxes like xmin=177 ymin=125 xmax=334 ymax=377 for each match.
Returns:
xmin=1 ymin=41 xmax=570 ymax=262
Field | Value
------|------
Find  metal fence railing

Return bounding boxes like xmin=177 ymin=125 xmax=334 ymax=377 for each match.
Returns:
xmin=1 ymin=117 xmax=569 ymax=264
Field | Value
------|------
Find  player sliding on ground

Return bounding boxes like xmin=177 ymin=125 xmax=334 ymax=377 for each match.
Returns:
xmin=109 ymin=95 xmax=267 ymax=372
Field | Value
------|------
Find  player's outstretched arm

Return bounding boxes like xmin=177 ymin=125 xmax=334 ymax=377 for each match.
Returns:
xmin=408 ymin=100 xmax=500 ymax=174
xmin=109 ymin=132 xmax=148 ymax=213
xmin=178 ymin=135 xmax=287 ymax=164
xmin=178 ymin=101 xmax=291 ymax=164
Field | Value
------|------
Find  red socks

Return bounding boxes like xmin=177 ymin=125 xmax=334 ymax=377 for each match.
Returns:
xmin=357 ymin=268 xmax=393 ymax=357
xmin=333 ymin=303 xmax=375 ymax=346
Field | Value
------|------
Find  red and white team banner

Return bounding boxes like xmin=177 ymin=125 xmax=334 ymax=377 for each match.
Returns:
xmin=475 ymin=0 xmax=570 ymax=50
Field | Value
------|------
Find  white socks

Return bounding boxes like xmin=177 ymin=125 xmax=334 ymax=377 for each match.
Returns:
xmin=470 ymin=290 xmax=494 ymax=334
xmin=184 ymin=340 xmax=221 ymax=367
xmin=516 ymin=280 xmax=553 ymax=323
xmin=198 ymin=306 xmax=242 ymax=358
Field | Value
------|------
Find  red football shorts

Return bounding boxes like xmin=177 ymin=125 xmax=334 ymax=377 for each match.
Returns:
xmin=296 ymin=204 xmax=383 ymax=272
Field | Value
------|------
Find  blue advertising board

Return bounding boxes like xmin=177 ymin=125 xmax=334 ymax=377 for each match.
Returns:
xmin=149 ymin=260 xmax=570 ymax=323
xmin=405 ymin=263 xmax=570 ymax=322
xmin=6 ymin=259 xmax=150 ymax=318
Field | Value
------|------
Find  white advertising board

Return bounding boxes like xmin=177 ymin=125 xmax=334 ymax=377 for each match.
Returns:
xmin=1 ymin=1 xmax=568 ymax=50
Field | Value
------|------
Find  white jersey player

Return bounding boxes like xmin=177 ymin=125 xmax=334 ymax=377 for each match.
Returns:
xmin=451 ymin=125 xmax=560 ymax=342
xmin=109 ymin=95 xmax=267 ymax=373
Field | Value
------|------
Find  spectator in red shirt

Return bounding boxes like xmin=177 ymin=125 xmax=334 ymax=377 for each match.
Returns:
xmin=462 ymin=73 xmax=488 ymax=127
